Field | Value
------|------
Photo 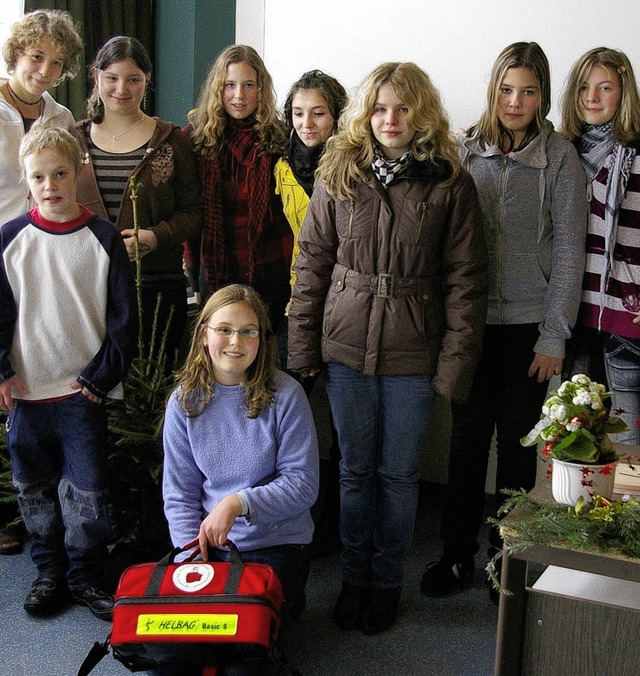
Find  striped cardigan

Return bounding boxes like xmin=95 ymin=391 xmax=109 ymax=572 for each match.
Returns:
xmin=580 ymin=153 xmax=640 ymax=338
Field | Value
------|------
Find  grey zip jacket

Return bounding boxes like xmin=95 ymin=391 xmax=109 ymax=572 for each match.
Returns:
xmin=459 ymin=120 xmax=587 ymax=359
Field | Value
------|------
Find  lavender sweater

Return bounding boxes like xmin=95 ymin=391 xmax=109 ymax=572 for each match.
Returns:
xmin=162 ymin=370 xmax=319 ymax=552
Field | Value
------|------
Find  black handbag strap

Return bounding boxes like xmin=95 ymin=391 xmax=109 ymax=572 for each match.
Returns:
xmin=223 ymin=541 xmax=244 ymax=594
xmin=76 ymin=635 xmax=110 ymax=676
xmin=145 ymin=539 xmax=244 ymax=596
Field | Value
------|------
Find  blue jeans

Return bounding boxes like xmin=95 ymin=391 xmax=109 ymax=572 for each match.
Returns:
xmin=603 ymin=333 xmax=640 ymax=444
xmin=324 ymin=363 xmax=436 ymax=588
xmin=7 ymin=394 xmax=111 ymax=590
xmin=212 ymin=544 xmax=310 ymax=622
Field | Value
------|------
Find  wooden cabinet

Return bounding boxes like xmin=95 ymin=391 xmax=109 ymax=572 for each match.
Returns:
xmin=494 ymin=452 xmax=640 ymax=676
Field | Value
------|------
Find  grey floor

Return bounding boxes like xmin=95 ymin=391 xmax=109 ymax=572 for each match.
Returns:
xmin=0 ymin=483 xmax=497 ymax=676
xmin=0 ymin=378 xmax=497 ymax=675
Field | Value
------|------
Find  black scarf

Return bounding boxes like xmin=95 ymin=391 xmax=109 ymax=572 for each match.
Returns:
xmin=289 ymin=132 xmax=323 ymax=197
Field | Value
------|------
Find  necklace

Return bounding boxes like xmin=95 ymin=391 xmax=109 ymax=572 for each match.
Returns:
xmin=101 ymin=114 xmax=146 ymax=142
xmin=6 ymin=81 xmax=42 ymax=106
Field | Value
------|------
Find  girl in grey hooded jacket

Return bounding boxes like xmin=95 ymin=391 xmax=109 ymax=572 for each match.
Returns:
xmin=421 ymin=42 xmax=587 ymax=599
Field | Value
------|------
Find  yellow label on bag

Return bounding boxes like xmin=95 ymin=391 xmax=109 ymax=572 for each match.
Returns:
xmin=136 ymin=614 xmax=238 ymax=636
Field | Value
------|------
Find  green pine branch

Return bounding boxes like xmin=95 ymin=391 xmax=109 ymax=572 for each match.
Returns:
xmin=486 ymin=488 xmax=640 ymax=594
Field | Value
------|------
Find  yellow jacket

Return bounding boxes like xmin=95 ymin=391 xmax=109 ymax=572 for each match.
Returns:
xmin=274 ymin=157 xmax=310 ymax=291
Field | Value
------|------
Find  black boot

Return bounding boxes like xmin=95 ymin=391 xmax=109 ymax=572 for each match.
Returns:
xmin=420 ymin=555 xmax=474 ymax=597
xmin=362 ymin=587 xmax=401 ymax=634
xmin=334 ymin=582 xmax=368 ymax=630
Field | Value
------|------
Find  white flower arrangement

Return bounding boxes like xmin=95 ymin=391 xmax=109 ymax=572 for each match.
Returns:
xmin=521 ymin=374 xmax=629 ymax=464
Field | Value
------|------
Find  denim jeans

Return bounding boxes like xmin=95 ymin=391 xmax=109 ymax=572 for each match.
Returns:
xmin=324 ymin=363 xmax=436 ymax=589
xmin=603 ymin=333 xmax=640 ymax=444
xmin=212 ymin=544 xmax=310 ymax=622
xmin=7 ymin=394 xmax=111 ymax=590
xmin=440 ymin=324 xmax=548 ymax=557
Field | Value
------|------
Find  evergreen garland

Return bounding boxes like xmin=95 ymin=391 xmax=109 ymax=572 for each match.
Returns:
xmin=486 ymin=488 xmax=640 ymax=594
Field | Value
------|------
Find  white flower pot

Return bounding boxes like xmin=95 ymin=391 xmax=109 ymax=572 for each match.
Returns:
xmin=550 ymin=458 xmax=616 ymax=506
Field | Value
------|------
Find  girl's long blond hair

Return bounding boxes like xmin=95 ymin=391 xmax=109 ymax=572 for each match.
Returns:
xmin=187 ymin=44 xmax=285 ymax=158
xmin=317 ymin=62 xmax=460 ymax=202
xmin=560 ymin=47 xmax=640 ymax=146
xmin=472 ymin=42 xmax=550 ymax=152
xmin=174 ymin=285 xmax=277 ymax=418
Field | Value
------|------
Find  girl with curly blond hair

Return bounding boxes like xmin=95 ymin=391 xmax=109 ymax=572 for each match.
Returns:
xmin=187 ymin=46 xmax=292 ymax=335
xmin=0 ymin=9 xmax=82 ymax=222
xmin=288 ymin=61 xmax=488 ymax=633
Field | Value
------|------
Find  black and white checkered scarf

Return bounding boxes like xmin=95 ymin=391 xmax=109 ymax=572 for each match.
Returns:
xmin=371 ymin=146 xmax=412 ymax=188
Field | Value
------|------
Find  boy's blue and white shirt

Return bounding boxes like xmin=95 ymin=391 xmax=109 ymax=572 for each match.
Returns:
xmin=0 ymin=206 xmax=137 ymax=400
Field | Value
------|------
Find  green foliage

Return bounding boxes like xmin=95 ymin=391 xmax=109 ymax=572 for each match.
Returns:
xmin=486 ymin=487 xmax=640 ymax=594
xmin=106 ymin=345 xmax=173 ymax=543
xmin=105 ymin=177 xmax=175 ymax=546
xmin=521 ymin=374 xmax=627 ymax=464
xmin=0 ymin=413 xmax=17 ymax=505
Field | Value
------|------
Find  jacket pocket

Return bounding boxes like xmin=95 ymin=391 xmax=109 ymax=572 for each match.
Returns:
xmin=335 ymin=200 xmax=375 ymax=240
xmin=397 ymin=199 xmax=446 ymax=246
xmin=322 ymin=283 xmax=370 ymax=355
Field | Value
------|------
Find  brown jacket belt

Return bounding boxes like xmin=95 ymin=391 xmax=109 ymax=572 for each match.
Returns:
xmin=333 ymin=266 xmax=429 ymax=299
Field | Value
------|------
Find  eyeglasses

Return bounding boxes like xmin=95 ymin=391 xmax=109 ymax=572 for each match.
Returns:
xmin=204 ymin=325 xmax=260 ymax=339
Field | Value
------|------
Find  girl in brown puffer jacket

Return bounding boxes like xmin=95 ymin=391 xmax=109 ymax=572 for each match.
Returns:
xmin=288 ymin=61 xmax=488 ymax=634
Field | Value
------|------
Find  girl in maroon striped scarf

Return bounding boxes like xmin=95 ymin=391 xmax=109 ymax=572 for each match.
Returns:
xmin=186 ymin=45 xmax=292 ymax=334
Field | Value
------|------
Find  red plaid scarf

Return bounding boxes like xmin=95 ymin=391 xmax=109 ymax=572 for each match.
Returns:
xmin=199 ymin=117 xmax=273 ymax=297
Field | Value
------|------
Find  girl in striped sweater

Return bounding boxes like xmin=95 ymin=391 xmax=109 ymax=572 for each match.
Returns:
xmin=562 ymin=47 xmax=640 ymax=443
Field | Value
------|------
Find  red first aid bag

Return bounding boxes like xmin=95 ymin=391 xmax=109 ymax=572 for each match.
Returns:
xmin=78 ymin=540 xmax=284 ymax=674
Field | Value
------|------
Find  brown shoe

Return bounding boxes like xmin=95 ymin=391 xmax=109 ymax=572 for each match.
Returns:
xmin=0 ymin=527 xmax=22 ymax=555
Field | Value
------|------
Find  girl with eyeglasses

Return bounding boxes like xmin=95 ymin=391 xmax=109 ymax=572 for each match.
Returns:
xmin=153 ymin=284 xmax=319 ymax=673
xmin=162 ymin=284 xmax=319 ymax=634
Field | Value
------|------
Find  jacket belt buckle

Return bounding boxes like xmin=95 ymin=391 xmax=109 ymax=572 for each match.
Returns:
xmin=376 ymin=273 xmax=395 ymax=298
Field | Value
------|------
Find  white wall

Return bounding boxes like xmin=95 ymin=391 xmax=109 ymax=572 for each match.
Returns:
xmin=0 ymin=1 xmax=24 ymax=77
xmin=237 ymin=0 xmax=639 ymax=486
xmin=238 ymin=0 xmax=640 ymax=130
